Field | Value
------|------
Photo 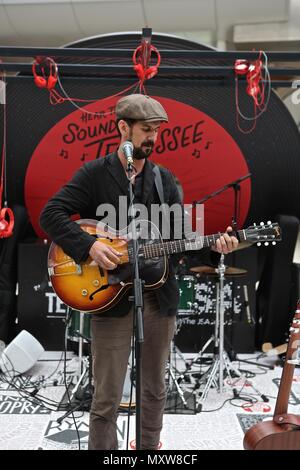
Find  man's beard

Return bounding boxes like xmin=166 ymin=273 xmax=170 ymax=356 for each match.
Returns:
xmin=133 ymin=142 xmax=155 ymax=160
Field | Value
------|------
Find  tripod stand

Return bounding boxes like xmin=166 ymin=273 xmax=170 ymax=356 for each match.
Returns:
xmin=58 ymin=311 xmax=93 ymax=423
xmin=196 ymin=254 xmax=266 ymax=411
xmin=166 ymin=340 xmax=189 ymax=410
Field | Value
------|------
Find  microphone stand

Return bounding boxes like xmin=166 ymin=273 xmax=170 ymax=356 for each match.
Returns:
xmin=193 ymin=173 xmax=250 ymax=359
xmin=126 ymin=156 xmax=144 ymax=451
xmin=228 ymin=182 xmax=240 ymax=357
xmin=192 ymin=173 xmax=251 ymax=207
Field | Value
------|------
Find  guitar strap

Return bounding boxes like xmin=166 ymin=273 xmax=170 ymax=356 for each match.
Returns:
xmin=153 ymin=165 xmax=174 ymax=238
xmin=152 ymin=165 xmax=165 ymax=205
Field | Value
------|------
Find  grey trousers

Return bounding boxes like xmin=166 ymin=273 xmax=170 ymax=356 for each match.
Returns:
xmin=88 ymin=292 xmax=176 ymax=450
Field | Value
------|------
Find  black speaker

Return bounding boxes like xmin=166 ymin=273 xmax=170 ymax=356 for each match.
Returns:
xmin=256 ymin=215 xmax=299 ymax=347
xmin=18 ymin=242 xmax=66 ymax=350
xmin=290 ymin=262 xmax=300 ymax=316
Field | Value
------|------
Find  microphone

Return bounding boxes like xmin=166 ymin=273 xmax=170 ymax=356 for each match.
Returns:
xmin=121 ymin=141 xmax=134 ymax=165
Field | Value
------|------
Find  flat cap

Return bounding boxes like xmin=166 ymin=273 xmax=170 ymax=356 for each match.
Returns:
xmin=115 ymin=94 xmax=168 ymax=123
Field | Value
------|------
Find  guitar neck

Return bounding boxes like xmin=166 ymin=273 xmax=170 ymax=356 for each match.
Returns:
xmin=274 ymin=308 xmax=300 ymax=416
xmin=143 ymin=229 xmax=247 ymax=258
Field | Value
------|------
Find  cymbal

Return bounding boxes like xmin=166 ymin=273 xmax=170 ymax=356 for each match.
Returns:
xmin=262 ymin=342 xmax=287 ymax=355
xmin=190 ymin=265 xmax=247 ymax=276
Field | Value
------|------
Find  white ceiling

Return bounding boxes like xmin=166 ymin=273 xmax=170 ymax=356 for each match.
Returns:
xmin=0 ymin=0 xmax=291 ymax=47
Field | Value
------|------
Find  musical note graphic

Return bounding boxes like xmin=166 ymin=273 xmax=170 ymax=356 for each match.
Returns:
xmin=59 ymin=149 xmax=69 ymax=159
xmin=80 ymin=152 xmax=88 ymax=162
xmin=192 ymin=149 xmax=201 ymax=159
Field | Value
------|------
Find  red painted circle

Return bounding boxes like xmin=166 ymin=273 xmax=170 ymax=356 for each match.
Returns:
xmin=242 ymin=402 xmax=272 ymax=413
xmin=130 ymin=439 xmax=162 ymax=450
xmin=25 ymin=96 xmax=251 ymax=238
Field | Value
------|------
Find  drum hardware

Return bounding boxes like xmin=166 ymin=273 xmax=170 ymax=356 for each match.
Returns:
xmin=166 ymin=361 xmax=188 ymax=409
xmin=175 ymin=264 xmax=250 ymax=341
xmin=171 ymin=258 xmax=253 ymax=411
xmin=69 ymin=355 xmax=90 ymax=402
xmin=69 ymin=310 xmax=93 ymax=397
xmin=166 ymin=340 xmax=192 ymax=411
xmin=195 ymin=254 xmax=265 ymax=412
xmin=57 ymin=310 xmax=93 ymax=423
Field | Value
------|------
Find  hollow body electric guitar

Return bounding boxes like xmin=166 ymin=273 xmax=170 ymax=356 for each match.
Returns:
xmin=243 ymin=301 xmax=300 ymax=450
xmin=48 ymin=219 xmax=281 ymax=313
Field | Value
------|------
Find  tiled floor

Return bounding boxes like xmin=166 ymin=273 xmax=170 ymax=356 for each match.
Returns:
xmin=0 ymin=349 xmax=299 ymax=450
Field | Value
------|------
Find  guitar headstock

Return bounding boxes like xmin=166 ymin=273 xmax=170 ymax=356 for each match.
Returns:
xmin=245 ymin=221 xmax=281 ymax=246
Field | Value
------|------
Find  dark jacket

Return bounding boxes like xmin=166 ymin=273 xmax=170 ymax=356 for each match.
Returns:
xmin=40 ymin=152 xmax=217 ymax=317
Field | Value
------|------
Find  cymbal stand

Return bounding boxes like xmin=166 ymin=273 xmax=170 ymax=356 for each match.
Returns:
xmin=165 ymin=340 xmax=188 ymax=408
xmin=58 ymin=312 xmax=92 ymax=423
xmin=196 ymin=254 xmax=267 ymax=410
xmin=69 ymin=311 xmax=85 ymax=397
xmin=166 ymin=361 xmax=188 ymax=409
xmin=171 ymin=300 xmax=218 ymax=383
xmin=195 ymin=254 xmax=226 ymax=411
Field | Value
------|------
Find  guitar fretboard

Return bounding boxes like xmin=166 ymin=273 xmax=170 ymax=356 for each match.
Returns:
xmin=142 ymin=229 xmax=247 ymax=259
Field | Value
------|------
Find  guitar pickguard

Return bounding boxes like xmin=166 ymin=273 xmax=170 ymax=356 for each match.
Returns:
xmin=107 ymin=245 xmax=166 ymax=288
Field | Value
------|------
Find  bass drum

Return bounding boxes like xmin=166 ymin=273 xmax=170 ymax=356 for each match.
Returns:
xmin=176 ymin=275 xmax=196 ymax=314
xmin=67 ymin=310 xmax=91 ymax=342
xmin=67 ymin=310 xmax=91 ymax=355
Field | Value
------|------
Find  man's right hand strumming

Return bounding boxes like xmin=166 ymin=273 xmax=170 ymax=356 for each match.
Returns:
xmin=89 ymin=241 xmax=122 ymax=270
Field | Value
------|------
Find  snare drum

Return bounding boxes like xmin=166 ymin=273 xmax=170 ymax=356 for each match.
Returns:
xmin=176 ymin=275 xmax=196 ymax=314
xmin=67 ymin=310 xmax=91 ymax=342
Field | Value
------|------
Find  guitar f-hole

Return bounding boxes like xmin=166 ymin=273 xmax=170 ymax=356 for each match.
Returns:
xmin=89 ymin=283 xmax=109 ymax=301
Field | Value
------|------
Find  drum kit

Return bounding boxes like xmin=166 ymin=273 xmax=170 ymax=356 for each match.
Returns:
xmin=175 ymin=262 xmax=249 ymax=323
xmin=171 ymin=252 xmax=256 ymax=411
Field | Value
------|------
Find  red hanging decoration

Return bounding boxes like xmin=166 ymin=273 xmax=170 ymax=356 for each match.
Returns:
xmin=0 ymin=73 xmax=14 ymax=238
xmin=132 ymin=44 xmax=161 ymax=89
xmin=32 ymin=57 xmax=58 ymax=90
xmin=234 ymin=51 xmax=270 ymax=134
xmin=32 ymin=57 xmax=139 ymax=113
xmin=0 ymin=206 xmax=14 ymax=238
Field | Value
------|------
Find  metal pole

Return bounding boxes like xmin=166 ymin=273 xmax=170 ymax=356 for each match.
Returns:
xmin=218 ymin=254 xmax=226 ymax=393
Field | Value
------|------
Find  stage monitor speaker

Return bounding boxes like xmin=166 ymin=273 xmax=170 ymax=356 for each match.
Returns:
xmin=0 ymin=329 xmax=44 ymax=375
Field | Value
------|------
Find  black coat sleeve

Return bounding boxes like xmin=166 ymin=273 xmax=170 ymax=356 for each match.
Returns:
xmin=39 ymin=164 xmax=97 ymax=264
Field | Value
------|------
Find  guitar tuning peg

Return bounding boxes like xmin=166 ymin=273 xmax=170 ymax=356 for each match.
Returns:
xmin=264 ymin=242 xmax=269 ymax=246
xmin=257 ymin=242 xmax=261 ymax=247
xmin=272 ymin=241 xmax=276 ymax=245
xmin=260 ymin=222 xmax=264 ymax=226
xmin=267 ymin=220 xmax=272 ymax=225
xmin=253 ymin=222 xmax=257 ymax=227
